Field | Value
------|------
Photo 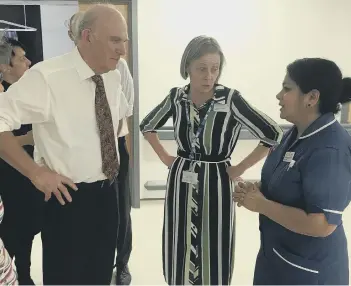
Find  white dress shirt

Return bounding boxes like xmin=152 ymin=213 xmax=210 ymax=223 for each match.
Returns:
xmin=0 ymin=47 xmax=129 ymax=183
xmin=116 ymin=58 xmax=134 ymax=138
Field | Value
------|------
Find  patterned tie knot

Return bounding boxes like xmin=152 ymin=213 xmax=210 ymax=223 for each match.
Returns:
xmin=92 ymin=74 xmax=103 ymax=85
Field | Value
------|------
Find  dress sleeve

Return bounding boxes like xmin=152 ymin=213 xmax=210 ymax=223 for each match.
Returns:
xmin=301 ymin=147 xmax=351 ymax=225
xmin=139 ymin=90 xmax=173 ymax=133
xmin=230 ymin=90 xmax=283 ymax=147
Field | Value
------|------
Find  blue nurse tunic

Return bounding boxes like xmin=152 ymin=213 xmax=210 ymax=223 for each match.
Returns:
xmin=254 ymin=113 xmax=351 ymax=285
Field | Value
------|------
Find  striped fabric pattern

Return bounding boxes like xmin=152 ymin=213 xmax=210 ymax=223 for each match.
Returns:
xmin=140 ymin=84 xmax=283 ymax=285
xmin=0 ymin=196 xmax=18 ymax=285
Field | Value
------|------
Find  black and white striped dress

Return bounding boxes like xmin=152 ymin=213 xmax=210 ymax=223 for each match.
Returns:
xmin=140 ymin=84 xmax=283 ymax=285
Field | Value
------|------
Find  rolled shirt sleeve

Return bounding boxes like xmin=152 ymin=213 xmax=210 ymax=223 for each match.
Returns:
xmin=118 ymin=90 xmax=130 ymax=120
xmin=139 ymin=90 xmax=173 ymax=133
xmin=118 ymin=59 xmax=134 ymax=117
xmin=230 ymin=90 xmax=283 ymax=147
xmin=0 ymin=69 xmax=50 ymax=132
xmin=302 ymin=147 xmax=351 ymax=225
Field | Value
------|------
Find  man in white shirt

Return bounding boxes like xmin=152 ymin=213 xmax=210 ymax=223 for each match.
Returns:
xmin=67 ymin=12 xmax=134 ymax=284
xmin=114 ymin=58 xmax=134 ymax=285
xmin=0 ymin=4 xmax=129 ymax=285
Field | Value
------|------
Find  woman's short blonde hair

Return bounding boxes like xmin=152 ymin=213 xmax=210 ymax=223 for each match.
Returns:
xmin=180 ymin=35 xmax=225 ymax=80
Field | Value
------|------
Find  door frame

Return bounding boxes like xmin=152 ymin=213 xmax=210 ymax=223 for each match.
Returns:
xmin=79 ymin=0 xmax=140 ymax=208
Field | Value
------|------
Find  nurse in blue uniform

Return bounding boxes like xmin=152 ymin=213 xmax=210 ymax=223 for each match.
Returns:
xmin=234 ymin=58 xmax=351 ymax=285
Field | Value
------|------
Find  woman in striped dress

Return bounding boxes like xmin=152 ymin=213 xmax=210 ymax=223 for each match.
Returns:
xmin=140 ymin=36 xmax=283 ymax=285
xmin=0 ymin=196 xmax=18 ymax=285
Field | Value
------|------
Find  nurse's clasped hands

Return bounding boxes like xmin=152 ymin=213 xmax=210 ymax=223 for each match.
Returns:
xmin=233 ymin=181 xmax=266 ymax=212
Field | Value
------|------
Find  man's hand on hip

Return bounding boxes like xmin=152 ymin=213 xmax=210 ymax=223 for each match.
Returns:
xmin=30 ymin=166 xmax=78 ymax=205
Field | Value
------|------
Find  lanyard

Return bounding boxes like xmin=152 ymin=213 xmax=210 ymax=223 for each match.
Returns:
xmin=185 ymin=99 xmax=214 ymax=160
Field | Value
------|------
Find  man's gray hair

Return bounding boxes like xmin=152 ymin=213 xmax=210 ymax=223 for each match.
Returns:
xmin=69 ymin=11 xmax=84 ymax=43
xmin=76 ymin=9 xmax=96 ymax=41
xmin=76 ymin=3 xmax=119 ymax=41
xmin=180 ymin=35 xmax=225 ymax=80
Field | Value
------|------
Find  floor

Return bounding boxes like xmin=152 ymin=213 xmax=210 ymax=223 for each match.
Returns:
xmin=29 ymin=200 xmax=351 ymax=285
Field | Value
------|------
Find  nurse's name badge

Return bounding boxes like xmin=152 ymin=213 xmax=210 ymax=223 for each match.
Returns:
xmin=283 ymin=151 xmax=296 ymax=169
xmin=182 ymin=170 xmax=198 ymax=185
xmin=283 ymin=151 xmax=295 ymax=163
xmin=213 ymin=104 xmax=230 ymax=112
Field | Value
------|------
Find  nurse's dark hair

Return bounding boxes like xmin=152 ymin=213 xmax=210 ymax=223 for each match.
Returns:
xmin=287 ymin=58 xmax=351 ymax=114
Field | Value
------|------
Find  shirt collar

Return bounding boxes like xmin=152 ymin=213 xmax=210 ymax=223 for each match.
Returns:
xmin=180 ymin=84 xmax=226 ymax=104
xmin=72 ymin=47 xmax=95 ymax=81
xmin=299 ymin=113 xmax=337 ymax=140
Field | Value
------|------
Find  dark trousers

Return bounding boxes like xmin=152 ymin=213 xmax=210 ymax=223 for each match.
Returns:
xmin=41 ymin=180 xmax=118 ymax=285
xmin=115 ymin=136 xmax=132 ymax=267
xmin=0 ymin=169 xmax=44 ymax=284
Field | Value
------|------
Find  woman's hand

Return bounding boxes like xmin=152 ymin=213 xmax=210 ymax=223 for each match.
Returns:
xmin=233 ymin=181 xmax=266 ymax=213
xmin=226 ymin=164 xmax=246 ymax=181
xmin=161 ymin=154 xmax=176 ymax=168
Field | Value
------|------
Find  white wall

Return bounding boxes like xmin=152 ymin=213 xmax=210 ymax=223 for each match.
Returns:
xmin=138 ymin=0 xmax=351 ymax=198
xmin=40 ymin=3 xmax=78 ymax=59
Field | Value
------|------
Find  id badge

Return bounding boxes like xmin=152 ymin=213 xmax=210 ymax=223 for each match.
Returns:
xmin=182 ymin=170 xmax=198 ymax=185
xmin=213 ymin=104 xmax=229 ymax=112
xmin=283 ymin=152 xmax=295 ymax=163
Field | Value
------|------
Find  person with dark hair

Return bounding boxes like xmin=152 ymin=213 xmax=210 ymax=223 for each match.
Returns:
xmin=140 ymin=35 xmax=283 ymax=285
xmin=0 ymin=31 xmax=18 ymax=286
xmin=0 ymin=35 xmax=42 ymax=285
xmin=1 ymin=38 xmax=31 ymax=85
xmin=234 ymin=58 xmax=351 ymax=285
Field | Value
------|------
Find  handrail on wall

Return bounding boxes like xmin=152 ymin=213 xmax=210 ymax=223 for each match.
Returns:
xmin=144 ymin=179 xmax=259 ymax=191
xmin=153 ymin=124 xmax=351 ymax=141
xmin=144 ymin=122 xmax=351 ymax=191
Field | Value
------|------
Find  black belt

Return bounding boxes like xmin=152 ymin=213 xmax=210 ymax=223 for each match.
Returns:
xmin=76 ymin=179 xmax=113 ymax=189
xmin=177 ymin=150 xmax=230 ymax=162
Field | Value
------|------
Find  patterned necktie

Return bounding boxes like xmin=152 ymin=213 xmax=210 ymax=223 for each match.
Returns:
xmin=92 ymin=75 xmax=119 ymax=181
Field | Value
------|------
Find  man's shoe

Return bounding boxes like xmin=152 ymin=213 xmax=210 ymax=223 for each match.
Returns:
xmin=115 ymin=265 xmax=132 ymax=285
